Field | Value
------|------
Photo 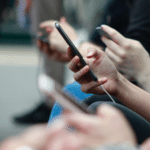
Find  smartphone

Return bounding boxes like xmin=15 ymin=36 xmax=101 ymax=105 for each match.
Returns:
xmin=40 ymin=76 xmax=94 ymax=114
xmin=96 ymin=27 xmax=112 ymax=40
xmin=35 ymin=34 xmax=49 ymax=44
xmin=55 ymin=22 xmax=98 ymax=82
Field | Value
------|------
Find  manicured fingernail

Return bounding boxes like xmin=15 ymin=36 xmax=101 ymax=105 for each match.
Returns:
xmin=87 ymin=51 xmax=93 ymax=57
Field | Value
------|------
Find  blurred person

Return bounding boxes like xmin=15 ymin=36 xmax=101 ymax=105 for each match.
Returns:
xmin=2 ymin=105 xmax=150 ymax=150
xmin=14 ymin=0 xmax=65 ymax=124
xmin=14 ymin=0 xmax=109 ymax=124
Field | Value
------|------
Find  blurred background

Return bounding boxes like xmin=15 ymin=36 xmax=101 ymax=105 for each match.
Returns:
xmin=0 ymin=0 xmax=108 ymax=143
xmin=0 ymin=0 xmax=42 ymax=142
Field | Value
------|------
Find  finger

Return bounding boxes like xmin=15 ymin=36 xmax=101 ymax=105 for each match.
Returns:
xmin=81 ymin=80 xmax=106 ymax=94
xmin=60 ymin=17 xmax=66 ymax=23
xmin=105 ymin=48 xmax=122 ymax=65
xmin=87 ymin=48 xmax=102 ymax=60
xmin=97 ymin=104 xmax=122 ymax=118
xmin=73 ymin=65 xmax=90 ymax=82
xmin=67 ymin=47 xmax=74 ymax=59
xmin=101 ymin=36 xmax=124 ymax=57
xmin=101 ymin=25 xmax=126 ymax=46
xmin=37 ymin=39 xmax=43 ymax=51
xmin=43 ymin=43 xmax=50 ymax=54
xmin=46 ymin=26 xmax=53 ymax=33
xmin=64 ymin=112 xmax=98 ymax=133
xmin=40 ymin=20 xmax=56 ymax=28
xmin=68 ymin=56 xmax=81 ymax=72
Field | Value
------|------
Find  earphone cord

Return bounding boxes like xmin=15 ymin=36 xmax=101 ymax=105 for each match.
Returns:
xmin=100 ymin=85 xmax=116 ymax=103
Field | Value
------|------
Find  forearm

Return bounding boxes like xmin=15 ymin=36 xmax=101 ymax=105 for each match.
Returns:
xmin=115 ymin=73 xmax=150 ymax=122
xmin=135 ymin=68 xmax=150 ymax=93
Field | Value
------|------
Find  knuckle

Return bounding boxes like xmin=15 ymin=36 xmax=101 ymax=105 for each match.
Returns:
xmin=117 ymin=59 xmax=123 ymax=66
xmin=119 ymin=52 xmax=127 ymax=59
xmin=123 ymin=43 xmax=131 ymax=50
xmin=110 ymin=32 xmax=117 ymax=38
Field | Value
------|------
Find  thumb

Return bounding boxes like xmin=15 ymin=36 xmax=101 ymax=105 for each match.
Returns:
xmin=87 ymin=48 xmax=102 ymax=60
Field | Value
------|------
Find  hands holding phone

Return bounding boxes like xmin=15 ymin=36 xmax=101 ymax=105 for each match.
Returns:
xmin=37 ymin=17 xmax=78 ymax=62
xmin=68 ymin=46 xmax=120 ymax=96
xmin=100 ymin=25 xmax=150 ymax=81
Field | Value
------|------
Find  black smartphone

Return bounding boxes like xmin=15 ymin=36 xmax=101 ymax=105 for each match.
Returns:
xmin=55 ymin=22 xmax=98 ymax=82
xmin=41 ymin=76 xmax=94 ymax=114
xmin=96 ymin=27 xmax=112 ymax=40
xmin=35 ymin=34 xmax=49 ymax=44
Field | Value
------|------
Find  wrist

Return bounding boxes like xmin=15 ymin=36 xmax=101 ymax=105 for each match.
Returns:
xmin=114 ymin=73 xmax=131 ymax=98
xmin=135 ymin=68 xmax=150 ymax=89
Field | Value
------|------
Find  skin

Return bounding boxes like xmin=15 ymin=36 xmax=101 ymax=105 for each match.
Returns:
xmin=0 ymin=105 xmax=137 ymax=150
xmin=37 ymin=17 xmax=78 ymax=62
xmin=64 ymin=104 xmax=137 ymax=149
xmin=100 ymin=25 xmax=150 ymax=92
xmin=68 ymin=46 xmax=150 ymax=122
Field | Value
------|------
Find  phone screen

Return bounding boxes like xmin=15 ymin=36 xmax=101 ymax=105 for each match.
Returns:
xmin=55 ymin=22 xmax=98 ymax=82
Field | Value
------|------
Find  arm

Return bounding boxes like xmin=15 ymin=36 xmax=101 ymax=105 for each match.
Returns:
xmin=68 ymin=46 xmax=150 ymax=122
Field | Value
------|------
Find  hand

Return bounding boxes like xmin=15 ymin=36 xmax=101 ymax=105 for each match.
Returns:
xmin=78 ymin=42 xmax=104 ymax=57
xmin=64 ymin=104 xmax=137 ymax=149
xmin=0 ymin=121 xmax=81 ymax=150
xmin=1 ymin=124 xmax=51 ymax=150
xmin=38 ymin=17 xmax=78 ymax=63
xmin=37 ymin=39 xmax=71 ymax=62
xmin=100 ymin=25 xmax=150 ymax=81
xmin=68 ymin=46 xmax=120 ymax=96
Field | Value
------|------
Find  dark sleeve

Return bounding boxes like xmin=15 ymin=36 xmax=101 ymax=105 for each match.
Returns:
xmin=125 ymin=0 xmax=150 ymax=53
xmin=90 ymin=0 xmax=130 ymax=46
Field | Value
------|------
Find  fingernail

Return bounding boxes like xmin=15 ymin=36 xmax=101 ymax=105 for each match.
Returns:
xmin=87 ymin=51 xmax=93 ymax=57
xmin=100 ymin=24 xmax=105 ymax=28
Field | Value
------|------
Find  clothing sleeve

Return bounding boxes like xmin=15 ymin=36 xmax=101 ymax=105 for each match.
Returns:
xmin=124 ymin=0 xmax=150 ymax=52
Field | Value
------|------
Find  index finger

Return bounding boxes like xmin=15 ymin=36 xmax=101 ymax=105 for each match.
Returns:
xmin=101 ymin=25 xmax=126 ymax=46
xmin=40 ymin=20 xmax=57 ymax=28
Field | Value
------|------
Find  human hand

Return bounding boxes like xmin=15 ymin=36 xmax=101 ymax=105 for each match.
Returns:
xmin=0 ymin=121 xmax=82 ymax=150
xmin=78 ymin=42 xmax=104 ymax=57
xmin=100 ymin=25 xmax=150 ymax=81
xmin=64 ymin=104 xmax=137 ymax=149
xmin=38 ymin=17 xmax=78 ymax=63
xmin=68 ymin=46 xmax=120 ymax=96
xmin=0 ymin=124 xmax=51 ymax=150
